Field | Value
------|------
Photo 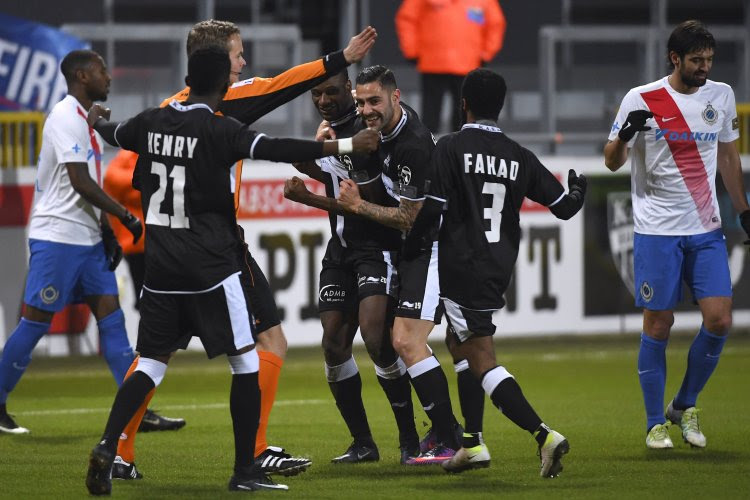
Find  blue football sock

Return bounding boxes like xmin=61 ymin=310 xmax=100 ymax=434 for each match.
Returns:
xmin=673 ymin=325 xmax=727 ymax=410
xmin=0 ymin=318 xmax=49 ymax=403
xmin=638 ymin=332 xmax=668 ymax=432
xmin=98 ymin=309 xmax=134 ymax=385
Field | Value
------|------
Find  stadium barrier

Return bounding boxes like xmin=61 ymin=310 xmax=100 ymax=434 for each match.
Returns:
xmin=2 ymin=158 xmax=749 ymax=356
xmin=0 ymin=112 xmax=45 ymax=168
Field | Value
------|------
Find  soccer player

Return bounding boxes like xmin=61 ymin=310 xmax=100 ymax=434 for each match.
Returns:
xmin=112 ymin=20 xmax=377 ymax=478
xmin=336 ymin=65 xmax=462 ymax=465
xmin=604 ymin=20 xmax=750 ymax=449
xmin=284 ymin=70 xmax=420 ymax=463
xmin=403 ymin=68 xmax=582 ymax=477
xmin=0 ymin=50 xmax=145 ymax=435
xmin=84 ymin=47 xmax=380 ymax=495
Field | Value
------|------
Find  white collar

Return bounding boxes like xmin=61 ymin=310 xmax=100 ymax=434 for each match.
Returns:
xmin=461 ymin=122 xmax=503 ymax=133
xmin=380 ymin=105 xmax=408 ymax=142
xmin=168 ymin=100 xmax=214 ymax=113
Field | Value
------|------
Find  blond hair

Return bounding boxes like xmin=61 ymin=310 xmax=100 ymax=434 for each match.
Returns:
xmin=186 ymin=19 xmax=240 ymax=56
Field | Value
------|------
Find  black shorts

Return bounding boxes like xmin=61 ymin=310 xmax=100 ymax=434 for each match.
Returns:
xmin=318 ymin=239 xmax=397 ymax=313
xmin=396 ymin=241 xmax=442 ymax=323
xmin=242 ymin=252 xmax=281 ymax=337
xmin=442 ymin=296 xmax=497 ymax=343
xmin=137 ymin=272 xmax=255 ymax=359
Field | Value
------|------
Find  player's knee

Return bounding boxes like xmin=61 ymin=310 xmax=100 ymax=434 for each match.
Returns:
xmin=704 ymin=313 xmax=732 ymax=335
xmin=644 ymin=312 xmax=674 ymax=338
xmin=321 ymin=334 xmax=351 ymax=364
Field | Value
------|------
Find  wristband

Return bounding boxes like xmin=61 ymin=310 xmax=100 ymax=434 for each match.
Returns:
xmin=338 ymin=138 xmax=354 ymax=154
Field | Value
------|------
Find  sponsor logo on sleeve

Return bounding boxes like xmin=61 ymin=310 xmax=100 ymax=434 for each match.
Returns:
xmin=732 ymin=117 xmax=739 ymax=130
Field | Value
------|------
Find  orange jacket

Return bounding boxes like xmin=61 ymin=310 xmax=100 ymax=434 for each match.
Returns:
xmin=396 ymin=0 xmax=506 ymax=75
xmin=103 ymin=150 xmax=144 ymax=254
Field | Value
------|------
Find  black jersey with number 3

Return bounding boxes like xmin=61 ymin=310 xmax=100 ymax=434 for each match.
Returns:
xmin=428 ymin=123 xmax=565 ymax=309
xmin=114 ymin=101 xmax=262 ymax=292
xmin=319 ymin=108 xmax=401 ymax=250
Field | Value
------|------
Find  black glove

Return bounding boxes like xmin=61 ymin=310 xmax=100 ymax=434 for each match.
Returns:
xmin=618 ymin=110 xmax=653 ymax=142
xmin=740 ymin=209 xmax=750 ymax=246
xmin=121 ymin=212 xmax=143 ymax=244
xmin=101 ymin=225 xmax=123 ymax=271
xmin=568 ymin=169 xmax=587 ymax=202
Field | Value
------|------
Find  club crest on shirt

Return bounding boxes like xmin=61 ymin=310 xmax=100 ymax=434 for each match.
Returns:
xmin=337 ymin=154 xmax=353 ymax=170
xmin=701 ymin=103 xmax=718 ymax=125
xmin=607 ymin=192 xmax=635 ymax=297
xmin=398 ymin=165 xmax=412 ymax=185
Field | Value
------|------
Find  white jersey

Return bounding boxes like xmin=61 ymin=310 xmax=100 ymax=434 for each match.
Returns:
xmin=29 ymin=95 xmax=105 ymax=245
xmin=608 ymin=77 xmax=739 ymax=235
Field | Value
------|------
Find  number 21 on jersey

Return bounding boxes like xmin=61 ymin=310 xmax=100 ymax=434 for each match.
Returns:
xmin=146 ymin=161 xmax=190 ymax=229
xmin=483 ymin=181 xmax=505 ymax=243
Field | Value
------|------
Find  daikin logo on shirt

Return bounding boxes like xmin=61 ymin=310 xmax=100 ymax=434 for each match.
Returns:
xmin=653 ymin=129 xmax=718 ymax=142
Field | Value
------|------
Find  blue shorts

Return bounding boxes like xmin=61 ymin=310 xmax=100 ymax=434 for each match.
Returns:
xmin=24 ymin=239 xmax=119 ymax=312
xmin=633 ymin=229 xmax=732 ymax=310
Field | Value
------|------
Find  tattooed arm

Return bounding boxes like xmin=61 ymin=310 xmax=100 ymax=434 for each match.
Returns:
xmin=337 ymin=178 xmax=422 ymax=231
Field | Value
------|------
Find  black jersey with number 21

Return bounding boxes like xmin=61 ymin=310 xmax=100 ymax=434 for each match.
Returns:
xmin=427 ymin=123 xmax=564 ymax=309
xmin=114 ymin=101 xmax=261 ymax=292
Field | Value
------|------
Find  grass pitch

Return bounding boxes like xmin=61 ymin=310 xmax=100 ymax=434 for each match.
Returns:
xmin=1 ymin=332 xmax=749 ymax=499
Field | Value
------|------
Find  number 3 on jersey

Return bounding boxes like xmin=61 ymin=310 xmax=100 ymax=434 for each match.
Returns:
xmin=146 ymin=161 xmax=190 ymax=229
xmin=483 ymin=182 xmax=506 ymax=243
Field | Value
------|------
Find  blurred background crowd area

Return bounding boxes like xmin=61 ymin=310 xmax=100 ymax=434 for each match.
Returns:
xmin=2 ymin=0 xmax=749 ymax=156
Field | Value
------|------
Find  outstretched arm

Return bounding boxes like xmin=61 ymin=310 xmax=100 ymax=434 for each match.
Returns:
xmin=218 ymin=26 xmax=377 ymax=124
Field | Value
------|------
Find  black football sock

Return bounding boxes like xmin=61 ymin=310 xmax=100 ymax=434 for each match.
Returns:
xmin=230 ymin=372 xmax=260 ymax=474
xmin=376 ymin=372 xmax=418 ymax=449
xmin=485 ymin=369 xmax=542 ymax=436
xmin=456 ymin=361 xmax=485 ymax=435
xmin=99 ymin=371 xmax=155 ymax=453
xmin=408 ymin=358 xmax=460 ymax=450
xmin=329 ymin=373 xmax=373 ymax=444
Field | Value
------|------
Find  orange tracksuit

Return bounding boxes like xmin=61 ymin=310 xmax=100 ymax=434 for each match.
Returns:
xmin=103 ymin=150 xmax=143 ymax=254
xmin=396 ymin=0 xmax=506 ymax=75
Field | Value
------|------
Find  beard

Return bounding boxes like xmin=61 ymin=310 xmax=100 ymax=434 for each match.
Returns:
xmin=679 ymin=68 xmax=707 ymax=88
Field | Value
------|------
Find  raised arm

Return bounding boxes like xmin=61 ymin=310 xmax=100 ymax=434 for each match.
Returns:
xmin=217 ymin=27 xmax=377 ymax=124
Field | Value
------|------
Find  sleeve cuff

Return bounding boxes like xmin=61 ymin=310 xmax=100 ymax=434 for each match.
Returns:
xmin=323 ymin=50 xmax=348 ymax=73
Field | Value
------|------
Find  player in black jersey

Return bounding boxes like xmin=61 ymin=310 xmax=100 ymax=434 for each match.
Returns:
xmin=404 ymin=68 xmax=586 ymax=477
xmin=284 ymin=70 xmax=420 ymax=464
xmin=84 ymin=48 xmax=379 ymax=496
xmin=336 ymin=65 xmax=462 ymax=465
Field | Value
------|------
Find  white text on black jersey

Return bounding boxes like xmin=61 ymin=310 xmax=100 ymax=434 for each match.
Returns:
xmin=464 ymin=153 xmax=518 ymax=180
xmin=147 ymin=132 xmax=198 ymax=159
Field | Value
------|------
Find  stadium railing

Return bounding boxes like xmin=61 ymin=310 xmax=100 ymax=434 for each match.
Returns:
xmin=0 ymin=112 xmax=45 ymax=168
xmin=60 ymin=23 xmax=304 ymax=137
xmin=539 ymin=25 xmax=750 ymax=138
xmin=738 ymin=103 xmax=750 ymax=154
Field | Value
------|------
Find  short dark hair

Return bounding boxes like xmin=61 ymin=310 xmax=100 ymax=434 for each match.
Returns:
xmin=667 ymin=20 xmax=715 ymax=69
xmin=187 ymin=19 xmax=240 ymax=56
xmin=60 ymin=50 xmax=100 ymax=83
xmin=187 ymin=47 xmax=230 ymax=95
xmin=356 ymin=65 xmax=397 ymax=91
xmin=461 ymin=69 xmax=507 ymax=121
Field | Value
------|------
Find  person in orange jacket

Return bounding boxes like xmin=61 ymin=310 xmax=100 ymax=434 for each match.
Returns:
xmin=103 ymin=150 xmax=145 ymax=310
xmin=395 ymin=0 xmax=506 ymax=133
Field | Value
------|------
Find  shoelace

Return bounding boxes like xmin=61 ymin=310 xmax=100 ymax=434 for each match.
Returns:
xmin=651 ymin=422 xmax=671 ymax=440
xmin=683 ymin=409 xmax=701 ymax=433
